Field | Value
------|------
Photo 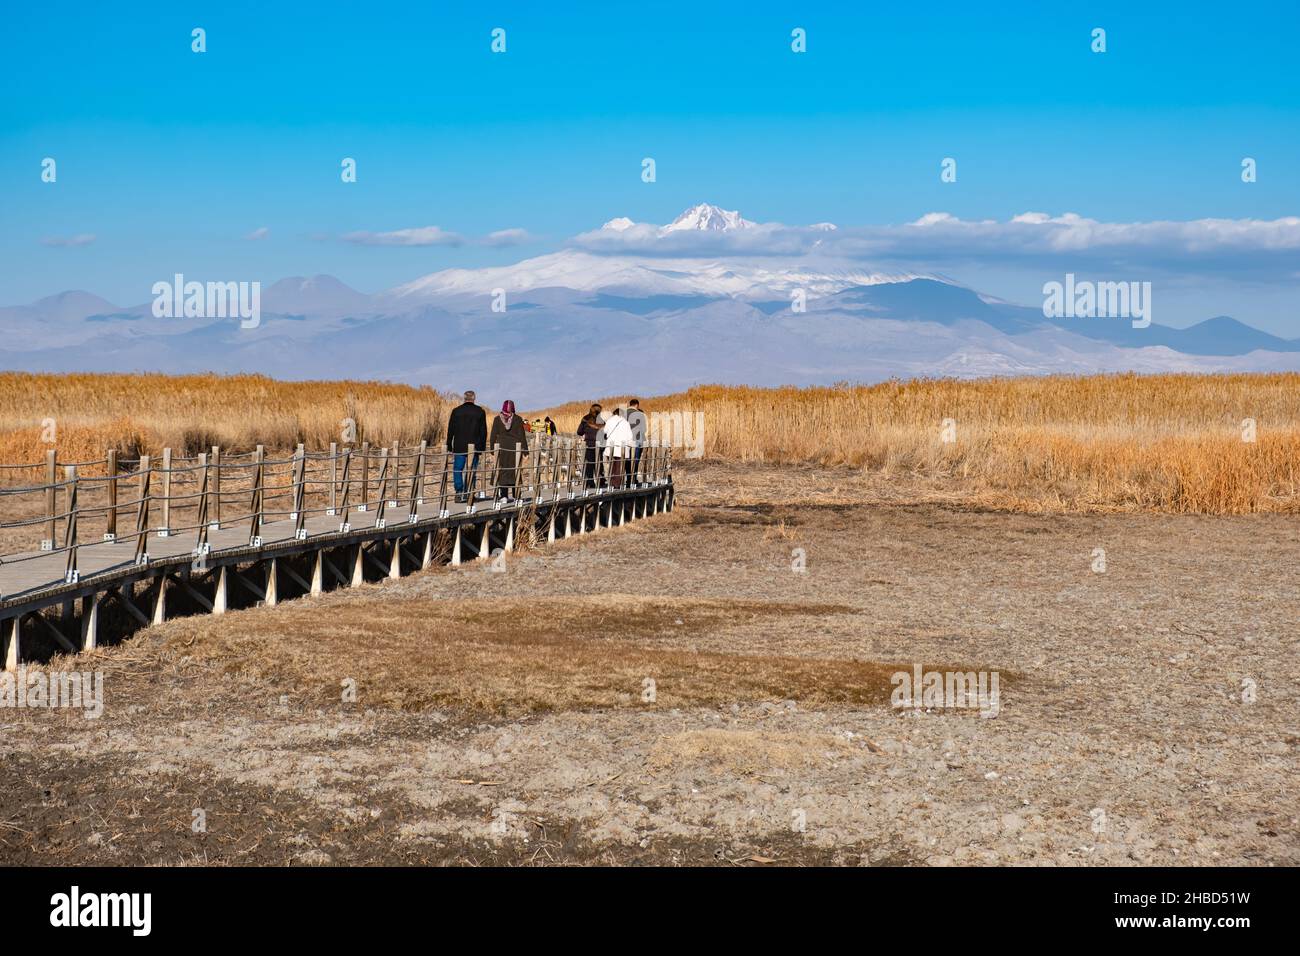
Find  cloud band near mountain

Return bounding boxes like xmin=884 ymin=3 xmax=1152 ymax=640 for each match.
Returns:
xmin=572 ymin=212 xmax=1300 ymax=279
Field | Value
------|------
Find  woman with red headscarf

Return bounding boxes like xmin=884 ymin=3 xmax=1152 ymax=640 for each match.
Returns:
xmin=488 ymin=399 xmax=529 ymax=502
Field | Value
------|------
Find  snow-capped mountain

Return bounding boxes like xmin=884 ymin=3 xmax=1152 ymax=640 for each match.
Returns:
xmin=389 ymin=249 xmax=924 ymax=299
xmin=390 ymin=203 xmax=917 ymax=298
xmin=662 ymin=203 xmax=755 ymax=232
xmin=4 ymin=203 xmax=1298 ymax=405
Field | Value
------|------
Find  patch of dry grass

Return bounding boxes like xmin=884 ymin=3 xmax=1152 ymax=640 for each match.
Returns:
xmin=647 ymin=729 xmax=855 ymax=776
xmin=149 ymin=592 xmax=986 ymax=717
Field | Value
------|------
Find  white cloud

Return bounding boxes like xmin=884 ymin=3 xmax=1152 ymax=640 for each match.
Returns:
xmin=482 ymin=228 xmax=535 ymax=247
xmin=246 ymin=226 xmax=270 ymax=241
xmin=41 ymin=233 xmax=96 ymax=247
xmin=568 ymin=210 xmax=1300 ymax=279
xmin=343 ymin=226 xmax=465 ymax=247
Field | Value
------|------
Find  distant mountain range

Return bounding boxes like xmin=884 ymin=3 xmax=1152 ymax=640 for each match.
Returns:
xmin=4 ymin=203 xmax=1298 ymax=405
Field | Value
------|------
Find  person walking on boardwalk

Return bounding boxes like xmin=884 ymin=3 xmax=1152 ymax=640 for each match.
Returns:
xmin=578 ymin=404 xmax=601 ymax=488
xmin=447 ymin=390 xmax=487 ymax=503
xmin=624 ymin=399 xmax=647 ymax=484
xmin=489 ymin=399 xmax=529 ymax=502
xmin=601 ymin=406 xmax=634 ymax=489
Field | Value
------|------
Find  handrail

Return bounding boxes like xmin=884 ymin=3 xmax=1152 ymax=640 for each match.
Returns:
xmin=0 ymin=438 xmax=675 ymax=586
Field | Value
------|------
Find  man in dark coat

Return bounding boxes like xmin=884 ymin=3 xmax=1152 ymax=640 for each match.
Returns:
xmin=446 ymin=390 xmax=487 ymax=502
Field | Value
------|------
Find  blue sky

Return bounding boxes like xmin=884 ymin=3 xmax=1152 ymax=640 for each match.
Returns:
xmin=3 ymin=1 xmax=1298 ymax=329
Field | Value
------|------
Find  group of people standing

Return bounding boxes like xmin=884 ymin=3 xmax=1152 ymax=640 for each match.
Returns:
xmin=577 ymin=400 xmax=645 ymax=490
xmin=445 ymin=391 xmax=649 ymax=503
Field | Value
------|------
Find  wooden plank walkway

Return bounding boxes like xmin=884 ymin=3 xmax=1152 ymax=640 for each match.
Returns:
xmin=0 ymin=439 xmax=675 ymax=669
xmin=0 ymin=482 xmax=665 ymax=607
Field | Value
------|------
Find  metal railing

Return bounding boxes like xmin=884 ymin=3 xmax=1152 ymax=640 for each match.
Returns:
xmin=0 ymin=436 xmax=674 ymax=588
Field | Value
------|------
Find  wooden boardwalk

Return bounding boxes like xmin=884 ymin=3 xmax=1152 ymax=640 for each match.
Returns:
xmin=0 ymin=439 xmax=674 ymax=669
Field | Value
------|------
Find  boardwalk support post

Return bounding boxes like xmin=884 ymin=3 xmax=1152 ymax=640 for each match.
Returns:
xmin=152 ymin=576 xmax=168 ymax=625
xmin=3 ymin=617 xmax=19 ymax=672
xmin=214 ymin=566 xmax=228 ymax=614
xmin=80 ymin=594 xmax=99 ymax=650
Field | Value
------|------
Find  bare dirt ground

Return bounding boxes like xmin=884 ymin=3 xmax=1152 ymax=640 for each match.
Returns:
xmin=2 ymin=461 xmax=1296 ymax=866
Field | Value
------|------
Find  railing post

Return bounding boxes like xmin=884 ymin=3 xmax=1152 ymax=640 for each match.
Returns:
xmin=158 ymin=447 xmax=172 ymax=537
xmin=63 ymin=465 xmax=79 ymax=583
xmin=391 ymin=440 xmax=401 ymax=506
xmin=291 ymin=443 xmax=307 ymax=539
xmin=42 ymin=448 xmax=56 ymax=550
xmin=491 ymin=442 xmax=502 ymax=505
xmin=211 ymin=445 xmax=222 ymax=530
xmin=328 ymin=441 xmax=338 ymax=515
xmin=337 ymin=446 xmax=352 ymax=532
xmin=105 ymin=448 xmax=118 ymax=541
xmin=408 ymin=440 xmax=427 ymax=519
xmin=249 ymin=444 xmax=265 ymax=546
xmin=437 ymin=449 xmax=451 ymax=517
xmin=195 ymin=452 xmax=211 ymax=554
xmin=550 ymin=439 xmax=562 ymax=500
xmin=465 ymin=443 xmax=477 ymax=512
xmin=133 ymin=455 xmax=152 ymax=565
xmin=530 ymin=439 xmax=542 ymax=501
xmin=374 ymin=447 xmax=390 ymax=528
xmin=359 ymin=440 xmax=370 ymax=511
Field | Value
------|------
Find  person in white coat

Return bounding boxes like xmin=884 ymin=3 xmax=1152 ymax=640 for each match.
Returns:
xmin=601 ymin=407 xmax=635 ymax=489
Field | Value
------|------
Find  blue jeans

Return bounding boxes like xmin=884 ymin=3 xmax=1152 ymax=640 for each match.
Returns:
xmin=453 ymin=452 xmax=480 ymax=494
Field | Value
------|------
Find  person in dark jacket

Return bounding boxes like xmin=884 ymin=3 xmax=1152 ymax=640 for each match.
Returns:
xmin=489 ymin=400 xmax=529 ymax=501
xmin=625 ymin=399 xmax=647 ymax=484
xmin=577 ymin=404 xmax=602 ymax=489
xmin=446 ymin=390 xmax=487 ymax=502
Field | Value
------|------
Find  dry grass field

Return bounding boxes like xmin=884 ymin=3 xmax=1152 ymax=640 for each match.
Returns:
xmin=537 ymin=373 xmax=1300 ymax=514
xmin=1 ymin=458 xmax=1295 ymax=866
xmin=0 ymin=372 xmax=453 ymax=465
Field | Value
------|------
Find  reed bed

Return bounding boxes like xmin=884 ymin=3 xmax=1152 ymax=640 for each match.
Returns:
xmin=0 ymin=372 xmax=454 ymax=464
xmin=535 ymin=373 xmax=1300 ymax=514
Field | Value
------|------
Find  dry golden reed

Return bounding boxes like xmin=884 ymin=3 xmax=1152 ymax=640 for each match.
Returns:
xmin=536 ymin=373 xmax=1300 ymax=514
xmin=0 ymin=371 xmax=454 ymax=463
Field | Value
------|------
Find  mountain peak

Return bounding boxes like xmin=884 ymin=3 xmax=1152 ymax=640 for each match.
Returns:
xmin=663 ymin=203 xmax=755 ymax=233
